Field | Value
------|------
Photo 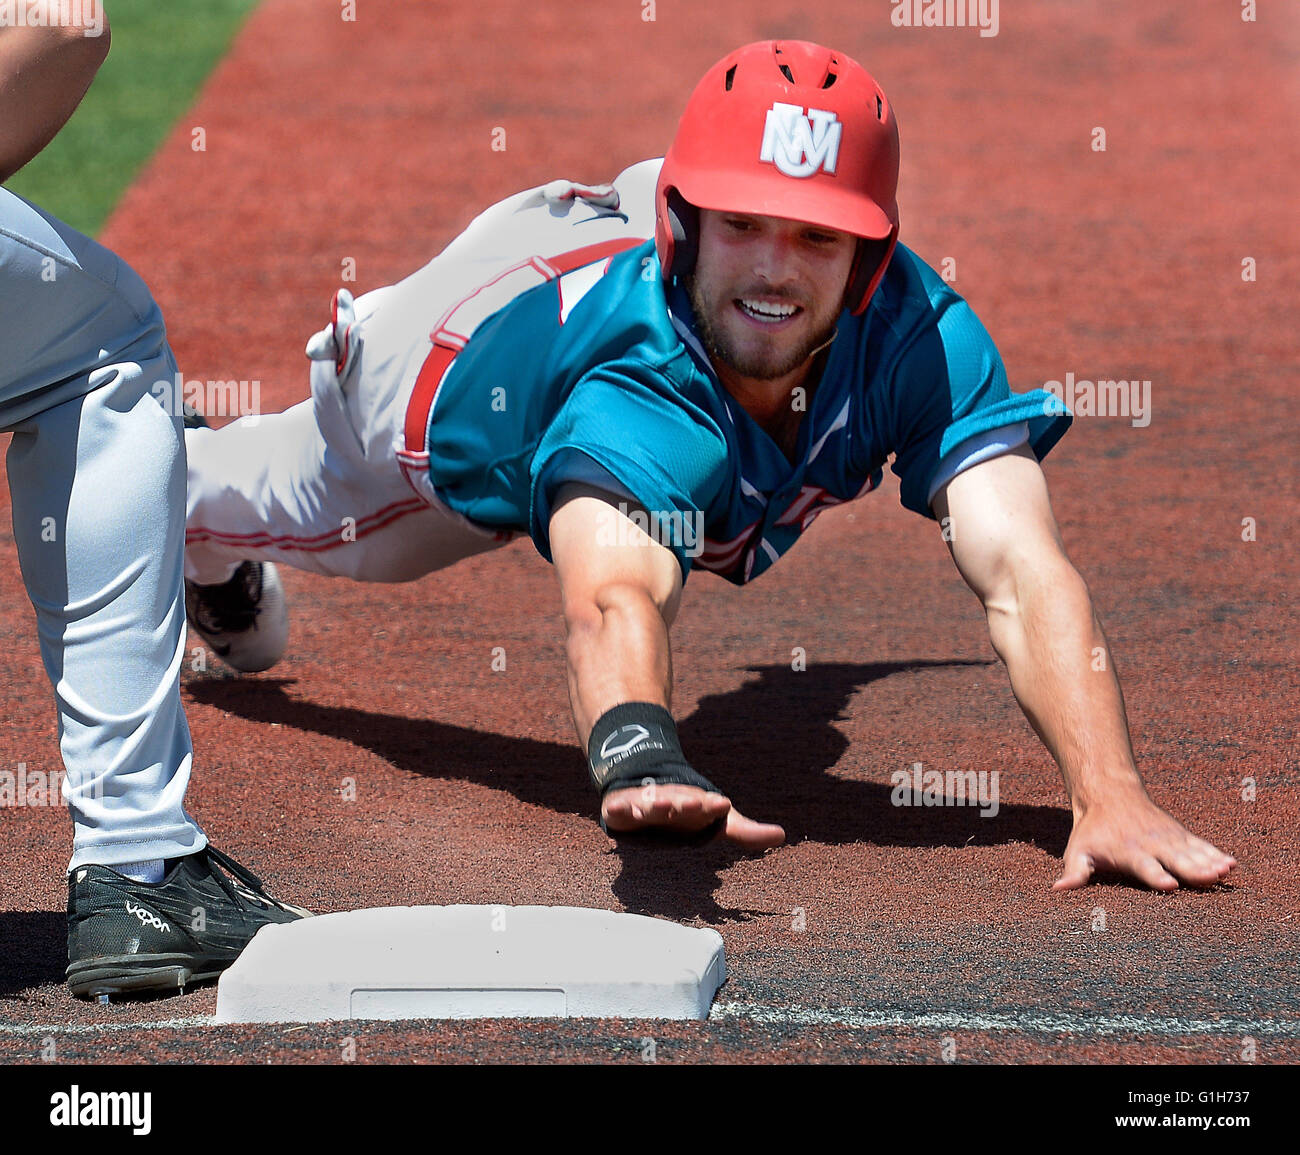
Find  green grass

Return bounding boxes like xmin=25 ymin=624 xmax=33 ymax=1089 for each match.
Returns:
xmin=3 ymin=0 xmax=261 ymax=235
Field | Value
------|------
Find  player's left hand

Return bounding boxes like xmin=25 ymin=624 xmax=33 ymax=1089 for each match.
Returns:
xmin=1053 ymin=788 xmax=1236 ymax=891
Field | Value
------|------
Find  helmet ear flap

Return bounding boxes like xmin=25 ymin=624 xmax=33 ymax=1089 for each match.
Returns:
xmin=665 ymin=188 xmax=699 ymax=283
xmin=845 ymin=234 xmax=896 ymax=314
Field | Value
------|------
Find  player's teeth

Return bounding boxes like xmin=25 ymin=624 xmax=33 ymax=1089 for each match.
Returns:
xmin=739 ymin=299 xmax=797 ymax=320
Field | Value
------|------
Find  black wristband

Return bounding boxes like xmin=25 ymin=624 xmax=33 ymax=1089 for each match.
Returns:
xmin=586 ymin=702 xmax=686 ymax=793
xmin=586 ymin=702 xmax=726 ymax=845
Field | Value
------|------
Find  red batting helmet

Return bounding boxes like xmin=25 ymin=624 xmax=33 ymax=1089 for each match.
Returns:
xmin=656 ymin=40 xmax=900 ymax=315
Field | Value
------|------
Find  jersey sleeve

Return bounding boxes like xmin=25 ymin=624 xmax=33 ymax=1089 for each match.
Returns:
xmin=529 ymin=366 xmax=731 ymax=577
xmin=879 ymin=290 xmax=1071 ymax=518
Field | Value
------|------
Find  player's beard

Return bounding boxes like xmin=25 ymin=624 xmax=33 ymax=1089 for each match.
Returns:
xmin=686 ymin=275 xmax=838 ymax=382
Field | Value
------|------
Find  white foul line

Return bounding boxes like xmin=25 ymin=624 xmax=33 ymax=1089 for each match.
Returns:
xmin=0 ymin=1006 xmax=1294 ymax=1038
xmin=0 ymin=1015 xmax=215 ymax=1036
xmin=710 ymin=1002 xmax=1300 ymax=1038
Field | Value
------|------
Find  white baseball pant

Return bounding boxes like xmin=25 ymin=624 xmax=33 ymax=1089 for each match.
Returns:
xmin=1 ymin=189 xmax=205 ymax=871
xmin=184 ymin=160 xmax=661 ymax=586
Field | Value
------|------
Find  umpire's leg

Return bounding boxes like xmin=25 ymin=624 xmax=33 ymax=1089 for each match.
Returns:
xmin=6 ymin=354 xmax=206 ymax=872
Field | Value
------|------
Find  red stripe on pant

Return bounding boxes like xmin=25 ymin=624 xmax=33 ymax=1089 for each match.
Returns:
xmin=186 ymin=496 xmax=428 ymax=554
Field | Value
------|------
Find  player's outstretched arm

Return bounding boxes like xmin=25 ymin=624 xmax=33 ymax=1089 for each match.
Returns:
xmin=0 ymin=3 xmax=111 ymax=182
xmin=931 ymin=446 xmax=1236 ymax=891
xmin=549 ymin=484 xmax=784 ymax=849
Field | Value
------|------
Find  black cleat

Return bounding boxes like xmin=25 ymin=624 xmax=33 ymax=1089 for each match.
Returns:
xmin=66 ymin=845 xmax=311 ymax=999
xmin=185 ymin=560 xmax=288 ymax=673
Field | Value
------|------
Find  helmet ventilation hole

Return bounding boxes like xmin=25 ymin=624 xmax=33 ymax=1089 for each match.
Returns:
xmin=822 ymin=72 xmax=838 ymax=89
xmin=724 ymin=65 xmax=736 ymax=91
xmin=778 ymin=63 xmax=794 ymax=82
xmin=876 ymin=94 xmax=883 ymax=119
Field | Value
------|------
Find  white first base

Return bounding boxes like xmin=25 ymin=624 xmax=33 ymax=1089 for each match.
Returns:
xmin=214 ymin=905 xmax=726 ymax=1023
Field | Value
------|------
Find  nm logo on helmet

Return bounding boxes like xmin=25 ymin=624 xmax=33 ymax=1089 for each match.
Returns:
xmin=760 ymin=102 xmax=842 ymax=178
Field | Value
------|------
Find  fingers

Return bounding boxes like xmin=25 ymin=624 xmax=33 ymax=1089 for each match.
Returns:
xmin=1130 ymin=854 xmax=1180 ymax=892
xmin=1157 ymin=836 xmax=1237 ymax=888
xmin=723 ymin=807 xmax=787 ymax=850
xmin=1127 ymin=821 xmax=1236 ymax=889
xmin=601 ymin=784 xmax=785 ymax=850
xmin=601 ymin=783 xmax=730 ymax=834
xmin=1052 ymin=850 xmax=1095 ymax=891
xmin=1054 ymin=815 xmax=1238 ymax=892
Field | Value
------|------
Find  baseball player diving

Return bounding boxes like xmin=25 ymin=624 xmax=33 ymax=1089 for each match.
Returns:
xmin=184 ymin=40 xmax=1235 ymax=892
xmin=1 ymin=3 xmax=307 ymax=1001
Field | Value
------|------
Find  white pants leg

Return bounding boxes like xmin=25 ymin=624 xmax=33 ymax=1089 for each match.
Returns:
xmin=7 ymin=361 xmax=206 ymax=871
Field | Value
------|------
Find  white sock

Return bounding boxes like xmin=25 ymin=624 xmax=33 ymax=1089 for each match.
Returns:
xmin=114 ymin=858 xmax=165 ymax=884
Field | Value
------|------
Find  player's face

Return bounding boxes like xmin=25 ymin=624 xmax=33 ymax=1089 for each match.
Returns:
xmin=687 ymin=209 xmax=856 ymax=389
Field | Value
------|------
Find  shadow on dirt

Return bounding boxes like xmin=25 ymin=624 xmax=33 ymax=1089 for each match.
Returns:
xmin=187 ymin=659 xmax=1071 ymax=924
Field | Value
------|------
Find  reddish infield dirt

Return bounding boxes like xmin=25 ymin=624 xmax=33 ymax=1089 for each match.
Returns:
xmin=1 ymin=0 xmax=1297 ymax=1067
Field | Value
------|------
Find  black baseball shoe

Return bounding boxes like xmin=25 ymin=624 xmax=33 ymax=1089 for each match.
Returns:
xmin=185 ymin=560 xmax=289 ymax=673
xmin=66 ymin=845 xmax=311 ymax=998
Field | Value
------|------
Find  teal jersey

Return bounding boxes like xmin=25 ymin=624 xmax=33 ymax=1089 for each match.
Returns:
xmin=423 ymin=238 xmax=1070 ymax=585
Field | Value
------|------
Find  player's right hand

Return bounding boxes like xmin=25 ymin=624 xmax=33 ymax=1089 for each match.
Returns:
xmin=601 ymin=783 xmax=786 ymax=850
